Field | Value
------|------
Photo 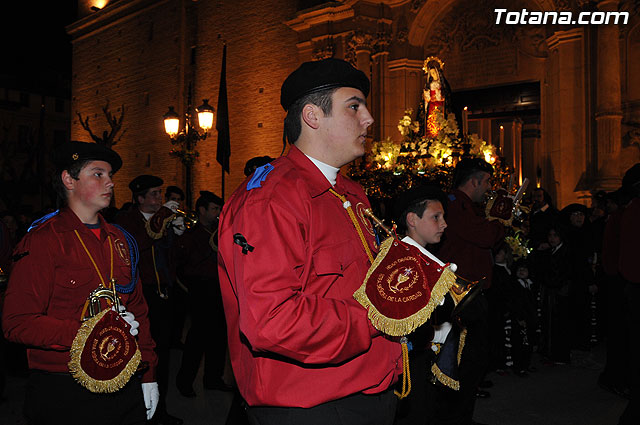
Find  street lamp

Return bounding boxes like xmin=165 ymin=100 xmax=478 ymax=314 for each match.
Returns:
xmin=163 ymin=98 xmax=215 ymax=208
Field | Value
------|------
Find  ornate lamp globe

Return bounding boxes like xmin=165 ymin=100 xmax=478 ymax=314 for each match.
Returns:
xmin=163 ymin=106 xmax=180 ymax=138
xmin=196 ymin=99 xmax=215 ymax=132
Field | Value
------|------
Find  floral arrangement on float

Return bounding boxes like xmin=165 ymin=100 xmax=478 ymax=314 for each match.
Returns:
xmin=348 ymin=56 xmax=530 ymax=251
xmin=504 ymin=231 xmax=532 ymax=260
xmin=348 ymin=107 xmax=504 ymax=200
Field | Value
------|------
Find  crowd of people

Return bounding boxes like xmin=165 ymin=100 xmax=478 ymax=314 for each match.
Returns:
xmin=0 ymin=57 xmax=638 ymax=425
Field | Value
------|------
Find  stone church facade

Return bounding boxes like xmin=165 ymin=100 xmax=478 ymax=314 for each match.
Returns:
xmin=68 ymin=0 xmax=640 ymax=208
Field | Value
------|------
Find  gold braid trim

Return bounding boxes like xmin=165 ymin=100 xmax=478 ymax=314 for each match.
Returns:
xmin=394 ymin=341 xmax=412 ymax=399
xmin=485 ymin=197 xmax=513 ymax=226
xmin=144 ymin=214 xmax=175 ymax=240
xmin=431 ymin=362 xmax=460 ymax=391
xmin=353 ymin=238 xmax=457 ymax=336
xmin=430 ymin=327 xmax=466 ymax=391
xmin=457 ymin=328 xmax=467 ymax=365
xmin=328 ymin=189 xmax=374 ymax=263
xmin=68 ymin=309 xmax=142 ymax=393
xmin=209 ymin=229 xmax=218 ymax=253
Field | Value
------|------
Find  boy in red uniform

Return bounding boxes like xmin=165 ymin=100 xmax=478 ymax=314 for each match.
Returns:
xmin=2 ymin=141 xmax=158 ymax=425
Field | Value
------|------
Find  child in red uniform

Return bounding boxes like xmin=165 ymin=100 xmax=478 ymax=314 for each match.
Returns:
xmin=2 ymin=141 xmax=158 ymax=425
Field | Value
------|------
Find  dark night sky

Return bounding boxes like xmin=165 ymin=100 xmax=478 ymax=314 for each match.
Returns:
xmin=2 ymin=3 xmax=78 ymax=92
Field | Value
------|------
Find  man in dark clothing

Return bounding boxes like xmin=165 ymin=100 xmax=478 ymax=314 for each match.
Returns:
xmin=175 ymin=191 xmax=229 ymax=397
xmin=116 ymin=175 xmax=184 ymax=425
xmin=437 ymin=158 xmax=505 ymax=425
xmin=618 ymin=163 xmax=640 ymax=425
xmin=599 ymin=189 xmax=630 ymax=398
xmin=529 ymin=188 xmax=558 ymax=251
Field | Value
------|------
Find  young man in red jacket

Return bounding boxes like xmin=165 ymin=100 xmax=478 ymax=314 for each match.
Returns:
xmin=2 ymin=141 xmax=158 ymax=425
xmin=218 ymin=58 xmax=402 ymax=425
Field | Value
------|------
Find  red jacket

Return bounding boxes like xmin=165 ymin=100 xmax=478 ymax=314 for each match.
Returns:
xmin=116 ymin=206 xmax=177 ymax=295
xmin=218 ymin=146 xmax=402 ymax=408
xmin=2 ymin=207 xmax=157 ymax=383
xmin=438 ymin=189 xmax=505 ymax=285
xmin=175 ymin=222 xmax=218 ymax=281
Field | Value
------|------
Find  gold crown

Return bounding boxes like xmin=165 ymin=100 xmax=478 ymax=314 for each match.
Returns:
xmin=423 ymin=56 xmax=444 ymax=73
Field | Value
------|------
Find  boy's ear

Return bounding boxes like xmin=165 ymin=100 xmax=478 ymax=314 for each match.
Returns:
xmin=61 ymin=170 xmax=75 ymax=191
xmin=406 ymin=212 xmax=417 ymax=229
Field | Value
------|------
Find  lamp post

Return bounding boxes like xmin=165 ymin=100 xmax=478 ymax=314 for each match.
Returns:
xmin=163 ymin=98 xmax=215 ymax=208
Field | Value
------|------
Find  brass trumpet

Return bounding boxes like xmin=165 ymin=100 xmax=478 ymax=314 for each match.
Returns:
xmin=175 ymin=208 xmax=198 ymax=230
xmin=84 ymin=280 xmax=121 ymax=320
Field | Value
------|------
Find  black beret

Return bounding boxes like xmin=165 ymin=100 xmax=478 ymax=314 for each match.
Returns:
xmin=622 ymin=163 xmax=640 ymax=189
xmin=561 ymin=203 xmax=588 ymax=216
xmin=280 ymin=58 xmax=370 ymax=111
xmin=393 ymin=184 xmax=447 ymax=228
xmin=198 ymin=190 xmax=224 ymax=207
xmin=454 ymin=158 xmax=494 ymax=175
xmin=129 ymin=175 xmax=163 ymax=193
xmin=244 ymin=155 xmax=274 ymax=177
xmin=55 ymin=141 xmax=122 ymax=173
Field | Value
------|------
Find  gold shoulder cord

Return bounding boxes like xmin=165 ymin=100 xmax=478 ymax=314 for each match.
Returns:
xmin=328 ymin=189 xmax=374 ymax=263
xmin=74 ymin=230 xmax=114 ymax=319
xmin=327 ymin=189 xmax=411 ymax=399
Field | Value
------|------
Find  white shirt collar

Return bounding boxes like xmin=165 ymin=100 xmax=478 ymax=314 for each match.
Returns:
xmin=518 ymin=278 xmax=533 ymax=289
xmin=495 ymin=262 xmax=511 ymax=275
xmin=305 ymin=154 xmax=340 ymax=186
xmin=140 ymin=210 xmax=153 ymax=221
xmin=401 ymin=235 xmax=446 ymax=267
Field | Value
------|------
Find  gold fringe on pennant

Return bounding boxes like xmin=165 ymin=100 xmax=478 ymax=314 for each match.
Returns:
xmin=144 ymin=214 xmax=175 ymax=240
xmin=68 ymin=309 xmax=142 ymax=393
xmin=353 ymin=239 xmax=457 ymax=336
xmin=431 ymin=362 xmax=460 ymax=391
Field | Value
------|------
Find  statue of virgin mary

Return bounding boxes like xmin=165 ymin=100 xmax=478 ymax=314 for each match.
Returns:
xmin=422 ymin=57 xmax=452 ymax=139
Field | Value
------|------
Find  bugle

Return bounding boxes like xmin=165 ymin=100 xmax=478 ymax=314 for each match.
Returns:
xmin=175 ymin=208 xmax=198 ymax=230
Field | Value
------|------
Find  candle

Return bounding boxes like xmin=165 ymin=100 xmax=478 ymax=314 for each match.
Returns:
xmin=462 ymin=107 xmax=468 ymax=136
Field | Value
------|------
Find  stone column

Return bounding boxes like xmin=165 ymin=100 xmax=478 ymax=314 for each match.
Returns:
xmin=371 ymin=32 xmax=390 ymax=142
xmin=511 ymin=118 xmax=524 ymax=186
xmin=522 ymin=120 xmax=541 ymax=191
xmin=386 ymin=59 xmax=424 ymax=140
xmin=594 ymin=0 xmax=623 ymax=191
xmin=545 ymin=28 xmax=588 ymax=207
xmin=371 ymin=51 xmax=389 ymax=141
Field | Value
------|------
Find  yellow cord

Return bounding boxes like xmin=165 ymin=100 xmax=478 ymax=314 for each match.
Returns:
xmin=151 ymin=245 xmax=167 ymax=298
xmin=394 ymin=342 xmax=412 ymax=399
xmin=75 ymin=230 xmax=114 ymax=319
xmin=328 ymin=190 xmax=411 ymax=398
xmin=328 ymin=189 xmax=374 ymax=263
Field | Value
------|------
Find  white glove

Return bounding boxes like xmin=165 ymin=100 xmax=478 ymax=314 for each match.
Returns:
xmin=172 ymin=216 xmax=186 ymax=236
xmin=163 ymin=200 xmax=180 ymax=213
xmin=432 ymin=322 xmax=452 ymax=344
xmin=142 ymin=382 xmax=159 ymax=420
xmin=116 ymin=305 xmax=139 ymax=336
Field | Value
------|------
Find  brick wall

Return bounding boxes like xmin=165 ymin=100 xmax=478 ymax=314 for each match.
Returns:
xmin=69 ymin=0 xmax=300 ymax=206
xmin=191 ymin=0 xmax=299 ymax=199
